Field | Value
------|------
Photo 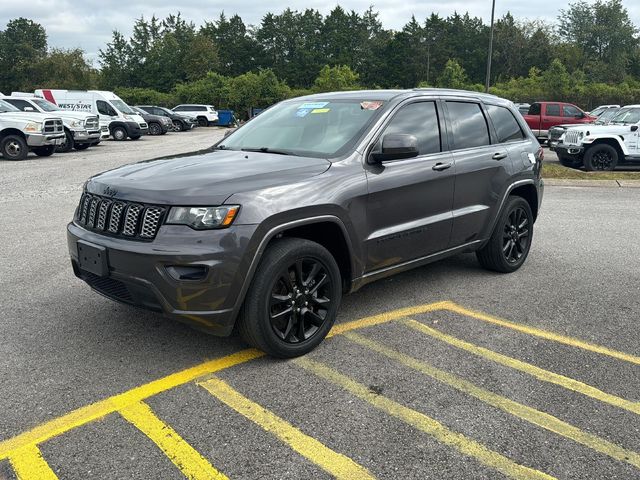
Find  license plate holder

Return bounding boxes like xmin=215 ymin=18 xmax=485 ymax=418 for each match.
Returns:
xmin=77 ymin=240 xmax=109 ymax=277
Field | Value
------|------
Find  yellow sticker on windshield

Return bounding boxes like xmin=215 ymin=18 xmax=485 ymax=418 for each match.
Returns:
xmin=311 ymin=108 xmax=330 ymax=114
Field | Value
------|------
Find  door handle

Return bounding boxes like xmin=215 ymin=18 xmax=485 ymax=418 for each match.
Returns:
xmin=492 ymin=152 xmax=508 ymax=160
xmin=432 ymin=162 xmax=453 ymax=171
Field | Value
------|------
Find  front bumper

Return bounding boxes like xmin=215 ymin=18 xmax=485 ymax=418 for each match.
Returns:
xmin=67 ymin=221 xmax=258 ymax=336
xmin=72 ymin=129 xmax=101 ymax=143
xmin=555 ymin=143 xmax=584 ymax=157
xmin=26 ymin=133 xmax=65 ymax=147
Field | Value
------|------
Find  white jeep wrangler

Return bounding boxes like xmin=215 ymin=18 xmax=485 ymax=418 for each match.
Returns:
xmin=555 ymin=106 xmax=640 ymax=171
xmin=0 ymin=99 xmax=65 ymax=160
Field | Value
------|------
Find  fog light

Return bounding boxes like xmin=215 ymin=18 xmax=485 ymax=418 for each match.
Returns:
xmin=166 ymin=265 xmax=208 ymax=281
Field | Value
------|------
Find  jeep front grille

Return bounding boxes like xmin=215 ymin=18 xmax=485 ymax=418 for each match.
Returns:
xmin=44 ymin=119 xmax=64 ymax=134
xmin=75 ymin=193 xmax=165 ymax=241
xmin=563 ymin=130 xmax=581 ymax=145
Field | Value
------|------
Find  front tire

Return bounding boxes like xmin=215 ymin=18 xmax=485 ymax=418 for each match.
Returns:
xmin=148 ymin=122 xmax=162 ymax=135
xmin=477 ymin=196 xmax=533 ymax=273
xmin=112 ymin=126 xmax=127 ymax=141
xmin=1 ymin=135 xmax=29 ymax=160
xmin=173 ymin=120 xmax=184 ymax=132
xmin=56 ymin=130 xmax=74 ymax=153
xmin=584 ymin=144 xmax=618 ymax=171
xmin=33 ymin=145 xmax=56 ymax=157
xmin=238 ymin=238 xmax=342 ymax=358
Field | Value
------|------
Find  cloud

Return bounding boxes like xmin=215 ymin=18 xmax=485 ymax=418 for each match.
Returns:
xmin=1 ymin=0 xmax=639 ymax=61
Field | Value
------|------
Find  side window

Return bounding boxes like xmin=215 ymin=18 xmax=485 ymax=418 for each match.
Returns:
xmin=173 ymin=106 xmax=185 ymax=112
xmin=528 ymin=103 xmax=541 ymax=115
xmin=446 ymin=101 xmax=490 ymax=150
xmin=195 ymin=106 xmax=207 ymax=112
xmin=97 ymin=100 xmax=115 ymax=116
xmin=7 ymin=99 xmax=32 ymax=111
xmin=545 ymin=104 xmax=561 ymax=116
xmin=562 ymin=105 xmax=580 ymax=117
xmin=486 ymin=105 xmax=525 ymax=143
xmin=375 ymin=101 xmax=441 ymax=156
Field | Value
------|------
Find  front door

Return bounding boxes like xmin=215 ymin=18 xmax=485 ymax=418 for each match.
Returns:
xmin=542 ymin=103 xmax=563 ymax=133
xmin=364 ymin=100 xmax=455 ymax=272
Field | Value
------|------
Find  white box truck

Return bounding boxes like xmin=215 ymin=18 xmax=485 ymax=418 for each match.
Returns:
xmin=33 ymin=90 xmax=148 ymax=141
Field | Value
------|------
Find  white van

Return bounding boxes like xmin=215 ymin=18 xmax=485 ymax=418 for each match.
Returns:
xmin=33 ymin=90 xmax=148 ymax=141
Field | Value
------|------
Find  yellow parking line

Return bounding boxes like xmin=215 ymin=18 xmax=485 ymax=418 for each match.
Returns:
xmin=8 ymin=444 xmax=58 ymax=480
xmin=119 ymin=401 xmax=227 ymax=480
xmin=295 ymin=358 xmax=555 ymax=480
xmin=199 ymin=376 xmax=375 ymax=480
xmin=402 ymin=319 xmax=640 ymax=415
xmin=442 ymin=302 xmax=640 ymax=365
xmin=0 ymin=301 xmax=445 ymax=461
xmin=344 ymin=332 xmax=640 ymax=470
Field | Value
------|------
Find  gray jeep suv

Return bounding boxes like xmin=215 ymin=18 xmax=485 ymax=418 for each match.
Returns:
xmin=68 ymin=89 xmax=544 ymax=357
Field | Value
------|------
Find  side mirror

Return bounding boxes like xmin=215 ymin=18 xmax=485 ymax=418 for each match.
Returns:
xmin=369 ymin=133 xmax=419 ymax=164
xmin=574 ymin=112 xmax=585 ymax=119
xmin=631 ymin=125 xmax=638 ymax=132
xmin=24 ymin=106 xmax=35 ymax=112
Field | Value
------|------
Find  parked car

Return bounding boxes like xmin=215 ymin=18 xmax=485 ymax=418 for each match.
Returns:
xmin=588 ymin=104 xmax=620 ymax=117
xmin=172 ymin=104 xmax=218 ymax=127
xmin=136 ymin=105 xmax=197 ymax=132
xmin=515 ymin=103 xmax=531 ymax=115
xmin=554 ymin=105 xmax=640 ymax=170
xmin=131 ymin=107 xmax=171 ymax=135
xmin=523 ymin=102 xmax=597 ymax=141
xmin=3 ymin=94 xmax=100 ymax=152
xmin=34 ymin=89 xmax=148 ymax=141
xmin=68 ymin=89 xmax=543 ymax=357
xmin=0 ymin=99 xmax=64 ymax=160
xmin=548 ymin=106 xmax=623 ymax=151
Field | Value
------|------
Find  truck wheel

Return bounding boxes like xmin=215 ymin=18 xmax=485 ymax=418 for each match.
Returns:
xmin=148 ymin=122 xmax=162 ymax=135
xmin=197 ymin=117 xmax=208 ymax=127
xmin=584 ymin=144 xmax=618 ymax=171
xmin=476 ymin=196 xmax=533 ymax=273
xmin=172 ymin=120 xmax=184 ymax=132
xmin=33 ymin=145 xmax=56 ymax=157
xmin=57 ymin=130 xmax=74 ymax=153
xmin=1 ymin=135 xmax=29 ymax=161
xmin=558 ymin=155 xmax=582 ymax=169
xmin=112 ymin=126 xmax=127 ymax=141
xmin=237 ymin=238 xmax=342 ymax=358
xmin=74 ymin=143 xmax=90 ymax=150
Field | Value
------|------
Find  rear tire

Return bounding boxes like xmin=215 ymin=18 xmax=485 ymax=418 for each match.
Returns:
xmin=584 ymin=144 xmax=618 ymax=171
xmin=197 ymin=117 xmax=208 ymax=127
xmin=173 ymin=120 xmax=184 ymax=132
xmin=477 ymin=196 xmax=533 ymax=273
xmin=112 ymin=126 xmax=127 ymax=141
xmin=1 ymin=135 xmax=29 ymax=160
xmin=33 ymin=145 xmax=56 ymax=157
xmin=237 ymin=238 xmax=342 ymax=358
xmin=148 ymin=122 xmax=162 ymax=135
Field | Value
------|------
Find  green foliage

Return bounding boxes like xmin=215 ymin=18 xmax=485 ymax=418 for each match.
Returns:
xmin=313 ymin=65 xmax=360 ymax=92
xmin=32 ymin=48 xmax=97 ymax=89
xmin=436 ymin=59 xmax=469 ymax=89
xmin=115 ymin=87 xmax=177 ymax=107
xmin=0 ymin=18 xmax=48 ymax=91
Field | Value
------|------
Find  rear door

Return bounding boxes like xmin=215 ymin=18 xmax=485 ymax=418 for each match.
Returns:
xmin=541 ymin=103 xmax=562 ymax=133
xmin=445 ymin=100 xmax=512 ymax=246
xmin=364 ymin=99 xmax=455 ymax=272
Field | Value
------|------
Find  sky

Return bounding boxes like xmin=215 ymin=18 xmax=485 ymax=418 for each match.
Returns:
xmin=1 ymin=0 xmax=639 ymax=63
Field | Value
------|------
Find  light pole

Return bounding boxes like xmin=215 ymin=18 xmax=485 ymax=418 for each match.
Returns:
xmin=485 ymin=0 xmax=496 ymax=93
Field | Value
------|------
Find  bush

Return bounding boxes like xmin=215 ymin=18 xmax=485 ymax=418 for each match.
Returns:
xmin=313 ymin=65 xmax=360 ymax=92
xmin=115 ymin=87 xmax=176 ymax=107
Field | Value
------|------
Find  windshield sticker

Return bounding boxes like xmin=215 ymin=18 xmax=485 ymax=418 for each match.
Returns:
xmin=361 ymin=101 xmax=383 ymax=111
xmin=296 ymin=108 xmax=312 ymax=117
xmin=311 ymin=108 xmax=330 ymax=114
xmin=298 ymin=102 xmax=329 ymax=110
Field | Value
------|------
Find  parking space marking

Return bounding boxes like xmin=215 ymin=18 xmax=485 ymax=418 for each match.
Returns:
xmin=444 ymin=302 xmax=640 ymax=366
xmin=295 ymin=357 xmax=556 ymax=480
xmin=119 ymin=401 xmax=228 ymax=480
xmin=402 ymin=319 xmax=640 ymax=415
xmin=199 ymin=376 xmax=375 ymax=480
xmin=344 ymin=332 xmax=640 ymax=470
xmin=8 ymin=445 xmax=58 ymax=480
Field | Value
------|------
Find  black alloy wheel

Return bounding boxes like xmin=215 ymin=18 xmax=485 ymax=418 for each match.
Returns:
xmin=502 ymin=207 xmax=530 ymax=265
xmin=269 ymin=258 xmax=333 ymax=344
xmin=173 ymin=120 xmax=184 ymax=132
xmin=584 ymin=144 xmax=618 ymax=171
xmin=149 ymin=122 xmax=162 ymax=135
xmin=197 ymin=117 xmax=208 ymax=127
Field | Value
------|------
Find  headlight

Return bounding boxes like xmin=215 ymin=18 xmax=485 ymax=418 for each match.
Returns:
xmin=24 ymin=122 xmax=43 ymax=133
xmin=166 ymin=205 xmax=240 ymax=229
xmin=69 ymin=120 xmax=83 ymax=128
xmin=577 ymin=131 xmax=585 ymax=139
xmin=123 ymin=115 xmax=133 ymax=121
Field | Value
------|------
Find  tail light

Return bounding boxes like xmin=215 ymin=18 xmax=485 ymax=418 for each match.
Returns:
xmin=536 ymin=146 xmax=544 ymax=162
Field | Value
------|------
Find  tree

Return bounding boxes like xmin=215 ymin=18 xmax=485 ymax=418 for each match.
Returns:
xmin=0 ymin=18 xmax=48 ymax=92
xmin=313 ymin=65 xmax=360 ymax=92
xmin=542 ymin=58 xmax=571 ymax=99
xmin=33 ymin=48 xmax=97 ymax=89
xmin=436 ymin=59 xmax=469 ymax=89
xmin=98 ymin=31 xmax=132 ymax=88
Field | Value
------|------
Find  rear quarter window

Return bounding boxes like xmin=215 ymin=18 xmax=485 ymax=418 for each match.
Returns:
xmin=486 ymin=105 xmax=525 ymax=143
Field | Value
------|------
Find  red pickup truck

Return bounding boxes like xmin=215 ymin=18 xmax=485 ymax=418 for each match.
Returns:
xmin=522 ymin=102 xmax=597 ymax=141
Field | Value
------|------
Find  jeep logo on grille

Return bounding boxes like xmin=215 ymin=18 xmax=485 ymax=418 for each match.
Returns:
xmin=103 ymin=186 xmax=118 ymax=197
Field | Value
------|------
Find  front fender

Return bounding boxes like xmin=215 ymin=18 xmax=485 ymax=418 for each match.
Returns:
xmin=582 ymin=135 xmax=629 ymax=155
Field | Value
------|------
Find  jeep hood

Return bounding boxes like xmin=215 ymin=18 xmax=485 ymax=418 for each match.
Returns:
xmin=563 ymin=124 xmax=634 ymax=135
xmin=87 ymin=149 xmax=331 ymax=205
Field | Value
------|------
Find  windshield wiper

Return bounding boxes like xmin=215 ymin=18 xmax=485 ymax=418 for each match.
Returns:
xmin=241 ymin=147 xmax=291 ymax=156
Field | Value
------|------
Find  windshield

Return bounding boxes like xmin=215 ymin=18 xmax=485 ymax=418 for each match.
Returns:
xmin=0 ymin=99 xmax=20 ymax=113
xmin=610 ymin=108 xmax=640 ymax=125
xmin=595 ymin=108 xmax=620 ymax=124
xmin=111 ymin=99 xmax=136 ymax=115
xmin=32 ymin=99 xmax=61 ymax=112
xmin=218 ymin=99 xmax=384 ymax=158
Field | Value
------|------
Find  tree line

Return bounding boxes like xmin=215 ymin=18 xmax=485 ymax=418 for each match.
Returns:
xmin=1 ymin=0 xmax=639 ymax=115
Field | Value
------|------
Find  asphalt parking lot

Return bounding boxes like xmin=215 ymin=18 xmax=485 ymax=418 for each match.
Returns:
xmin=1 ymin=133 xmax=639 ymax=480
